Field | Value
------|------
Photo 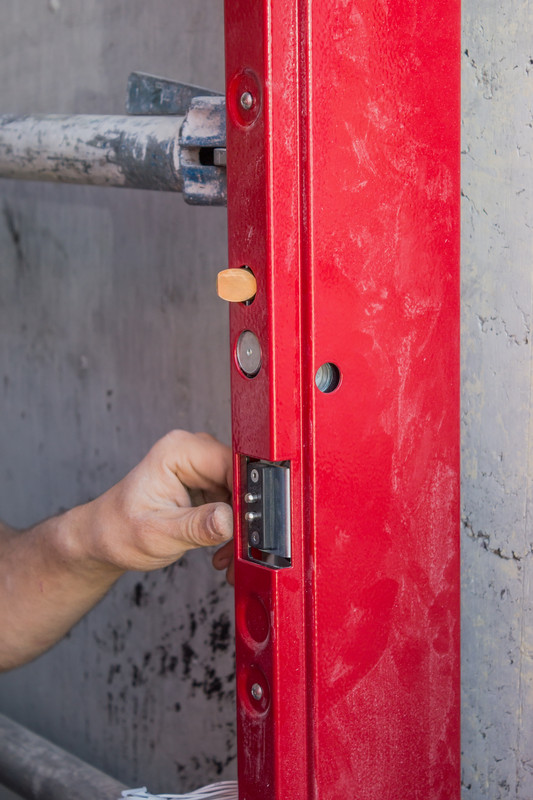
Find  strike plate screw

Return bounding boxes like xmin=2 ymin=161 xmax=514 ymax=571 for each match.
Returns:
xmin=240 ymin=91 xmax=254 ymax=110
xmin=249 ymin=530 xmax=260 ymax=547
xmin=251 ymin=682 xmax=264 ymax=701
xmin=250 ymin=468 xmax=259 ymax=483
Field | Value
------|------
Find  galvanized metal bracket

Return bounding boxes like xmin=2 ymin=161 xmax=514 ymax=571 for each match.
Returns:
xmin=127 ymin=72 xmax=227 ymax=206
xmin=179 ymin=96 xmax=226 ymax=205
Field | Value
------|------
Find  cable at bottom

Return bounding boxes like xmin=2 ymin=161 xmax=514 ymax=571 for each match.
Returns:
xmin=121 ymin=781 xmax=238 ymax=800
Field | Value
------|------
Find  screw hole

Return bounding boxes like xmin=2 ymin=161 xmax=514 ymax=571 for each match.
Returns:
xmin=315 ymin=362 xmax=341 ymax=393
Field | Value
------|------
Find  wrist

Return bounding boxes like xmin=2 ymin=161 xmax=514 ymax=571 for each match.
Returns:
xmin=46 ymin=502 xmax=125 ymax=582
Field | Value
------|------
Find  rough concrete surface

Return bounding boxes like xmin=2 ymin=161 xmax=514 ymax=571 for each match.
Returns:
xmin=461 ymin=1 xmax=533 ymax=797
xmin=0 ymin=3 xmax=234 ymax=797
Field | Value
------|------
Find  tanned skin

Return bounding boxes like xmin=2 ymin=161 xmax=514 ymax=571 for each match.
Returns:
xmin=0 ymin=430 xmax=234 ymax=671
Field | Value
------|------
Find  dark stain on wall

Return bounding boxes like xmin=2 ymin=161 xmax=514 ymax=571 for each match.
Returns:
xmin=133 ymin=582 xmax=148 ymax=607
xmin=91 ymin=572 xmax=236 ymax=787
xmin=209 ymin=612 xmax=231 ymax=653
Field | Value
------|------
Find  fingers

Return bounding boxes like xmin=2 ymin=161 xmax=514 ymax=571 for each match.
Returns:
xmin=151 ymin=430 xmax=233 ymax=497
xmin=212 ymin=539 xmax=235 ymax=586
xmin=178 ymin=502 xmax=234 ymax=549
xmin=89 ymin=431 xmax=235 ymax=573
xmin=212 ymin=539 xmax=233 ymax=568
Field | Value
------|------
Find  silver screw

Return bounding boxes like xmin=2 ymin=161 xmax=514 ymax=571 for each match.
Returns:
xmin=251 ymin=682 xmax=263 ymax=701
xmin=240 ymin=91 xmax=254 ymax=110
xmin=245 ymin=511 xmax=262 ymax=523
xmin=249 ymin=531 xmax=260 ymax=547
xmin=244 ymin=492 xmax=260 ymax=504
xmin=250 ymin=468 xmax=259 ymax=483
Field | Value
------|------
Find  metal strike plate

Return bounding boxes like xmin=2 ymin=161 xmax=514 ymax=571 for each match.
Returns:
xmin=244 ymin=460 xmax=291 ymax=569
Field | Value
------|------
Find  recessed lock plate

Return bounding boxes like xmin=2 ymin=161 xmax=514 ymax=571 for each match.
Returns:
xmin=243 ymin=459 xmax=291 ymax=569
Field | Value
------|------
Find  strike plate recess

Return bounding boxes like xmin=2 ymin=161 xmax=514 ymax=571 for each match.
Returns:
xmin=242 ymin=458 xmax=291 ymax=569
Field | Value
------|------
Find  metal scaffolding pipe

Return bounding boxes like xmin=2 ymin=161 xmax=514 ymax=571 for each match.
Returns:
xmin=0 ymin=114 xmax=184 ymax=191
xmin=0 ymin=712 xmax=127 ymax=800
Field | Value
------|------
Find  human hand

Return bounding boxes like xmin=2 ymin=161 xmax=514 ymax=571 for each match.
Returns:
xmin=83 ymin=430 xmax=233 ymax=573
xmin=212 ymin=539 xmax=235 ymax=585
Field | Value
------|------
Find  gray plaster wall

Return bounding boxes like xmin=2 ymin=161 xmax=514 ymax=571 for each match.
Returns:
xmin=461 ymin=1 xmax=533 ymax=798
xmin=0 ymin=2 xmax=235 ymax=796
xmin=0 ymin=2 xmax=531 ymax=800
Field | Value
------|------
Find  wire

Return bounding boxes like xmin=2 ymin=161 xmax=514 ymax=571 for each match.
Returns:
xmin=121 ymin=781 xmax=239 ymax=800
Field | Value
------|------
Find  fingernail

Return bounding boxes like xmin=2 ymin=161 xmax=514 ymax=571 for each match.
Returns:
xmin=212 ymin=504 xmax=233 ymax=541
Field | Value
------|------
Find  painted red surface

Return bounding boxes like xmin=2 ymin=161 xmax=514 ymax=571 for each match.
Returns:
xmin=225 ymin=1 xmax=460 ymax=798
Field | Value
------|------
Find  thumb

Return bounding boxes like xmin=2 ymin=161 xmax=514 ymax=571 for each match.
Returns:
xmin=178 ymin=502 xmax=234 ymax=550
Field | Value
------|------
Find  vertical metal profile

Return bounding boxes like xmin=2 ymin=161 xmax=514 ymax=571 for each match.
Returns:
xmin=226 ymin=1 xmax=460 ymax=799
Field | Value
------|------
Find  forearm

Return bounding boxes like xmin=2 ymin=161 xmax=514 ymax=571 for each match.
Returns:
xmin=0 ymin=430 xmax=233 ymax=672
xmin=0 ymin=520 xmax=17 ymax=537
xmin=0 ymin=505 xmax=123 ymax=671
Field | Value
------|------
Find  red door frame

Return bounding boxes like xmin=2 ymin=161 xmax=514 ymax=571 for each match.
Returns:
xmin=225 ymin=2 xmax=460 ymax=798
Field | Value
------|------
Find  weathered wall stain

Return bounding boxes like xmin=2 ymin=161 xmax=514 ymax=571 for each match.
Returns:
xmin=2 ymin=203 xmax=26 ymax=273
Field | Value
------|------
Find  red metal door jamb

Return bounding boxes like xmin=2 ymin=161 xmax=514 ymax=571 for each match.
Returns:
xmin=225 ymin=2 xmax=460 ymax=798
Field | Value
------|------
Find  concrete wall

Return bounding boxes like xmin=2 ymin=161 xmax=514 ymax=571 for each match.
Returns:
xmin=461 ymin=1 xmax=533 ymax=797
xmin=0 ymin=2 xmax=235 ymax=795
xmin=0 ymin=1 xmax=531 ymax=799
